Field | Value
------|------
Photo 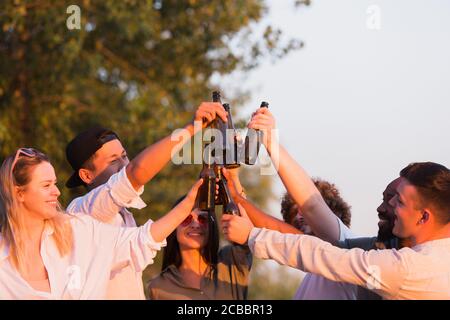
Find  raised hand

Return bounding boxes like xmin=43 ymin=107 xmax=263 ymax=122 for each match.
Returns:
xmin=221 ymin=203 xmax=254 ymax=245
xmin=182 ymin=178 xmax=204 ymax=209
xmin=248 ymin=107 xmax=277 ymax=147
xmin=193 ymin=102 xmax=228 ymax=128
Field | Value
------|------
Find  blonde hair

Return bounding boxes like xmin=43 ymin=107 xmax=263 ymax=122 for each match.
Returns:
xmin=0 ymin=149 xmax=73 ymax=274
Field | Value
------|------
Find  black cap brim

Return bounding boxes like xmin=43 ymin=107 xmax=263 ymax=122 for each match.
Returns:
xmin=66 ymin=171 xmax=84 ymax=188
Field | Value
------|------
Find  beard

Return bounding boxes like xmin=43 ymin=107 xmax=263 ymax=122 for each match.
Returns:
xmin=377 ymin=219 xmax=395 ymax=242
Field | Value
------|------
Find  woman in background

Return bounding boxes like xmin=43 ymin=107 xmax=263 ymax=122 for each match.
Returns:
xmin=148 ymin=170 xmax=252 ymax=300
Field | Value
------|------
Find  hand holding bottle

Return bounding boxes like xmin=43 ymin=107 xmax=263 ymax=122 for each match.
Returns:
xmin=221 ymin=204 xmax=253 ymax=245
xmin=193 ymin=102 xmax=228 ymax=130
xmin=248 ymin=107 xmax=277 ymax=152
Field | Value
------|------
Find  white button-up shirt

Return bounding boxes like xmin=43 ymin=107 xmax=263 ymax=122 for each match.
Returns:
xmin=293 ymin=218 xmax=359 ymax=300
xmin=66 ymin=167 xmax=149 ymax=299
xmin=249 ymin=227 xmax=450 ymax=300
xmin=0 ymin=215 xmax=165 ymax=299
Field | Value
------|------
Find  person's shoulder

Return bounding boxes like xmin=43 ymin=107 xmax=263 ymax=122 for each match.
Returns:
xmin=68 ymin=213 xmax=100 ymax=231
xmin=148 ymin=267 xmax=176 ymax=289
xmin=148 ymin=273 xmax=164 ymax=289
xmin=337 ymin=236 xmax=378 ymax=250
xmin=66 ymin=195 xmax=86 ymax=213
xmin=66 ymin=186 xmax=107 ymax=213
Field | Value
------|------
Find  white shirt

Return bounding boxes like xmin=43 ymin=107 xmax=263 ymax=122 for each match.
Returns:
xmin=0 ymin=215 xmax=166 ymax=299
xmin=67 ymin=167 xmax=148 ymax=299
xmin=249 ymin=227 xmax=450 ymax=300
xmin=293 ymin=218 xmax=359 ymax=300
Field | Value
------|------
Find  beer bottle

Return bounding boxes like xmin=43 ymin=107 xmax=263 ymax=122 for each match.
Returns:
xmin=212 ymin=91 xmax=232 ymax=167
xmin=223 ymin=103 xmax=240 ymax=169
xmin=214 ymin=164 xmax=225 ymax=205
xmin=196 ymin=144 xmax=216 ymax=211
xmin=221 ymin=176 xmax=240 ymax=216
xmin=244 ymin=101 xmax=269 ymax=165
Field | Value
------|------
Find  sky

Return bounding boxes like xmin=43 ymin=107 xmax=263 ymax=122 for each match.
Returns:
xmin=225 ymin=0 xmax=450 ymax=237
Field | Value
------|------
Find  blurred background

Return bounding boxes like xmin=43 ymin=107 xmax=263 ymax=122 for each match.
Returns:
xmin=1 ymin=0 xmax=449 ymax=299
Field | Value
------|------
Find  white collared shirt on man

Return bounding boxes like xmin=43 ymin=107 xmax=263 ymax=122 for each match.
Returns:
xmin=249 ymin=227 xmax=450 ymax=299
xmin=293 ymin=218 xmax=359 ymax=300
xmin=67 ymin=166 xmax=149 ymax=299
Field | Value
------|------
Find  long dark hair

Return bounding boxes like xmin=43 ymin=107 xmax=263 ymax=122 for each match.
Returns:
xmin=161 ymin=195 xmax=220 ymax=276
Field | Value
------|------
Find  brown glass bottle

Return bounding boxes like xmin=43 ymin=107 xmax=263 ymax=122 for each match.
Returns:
xmin=244 ymin=101 xmax=269 ymax=165
xmin=196 ymin=145 xmax=216 ymax=211
xmin=221 ymin=176 xmax=240 ymax=216
xmin=211 ymin=91 xmax=237 ymax=168
xmin=214 ymin=164 xmax=225 ymax=205
xmin=223 ymin=103 xmax=240 ymax=169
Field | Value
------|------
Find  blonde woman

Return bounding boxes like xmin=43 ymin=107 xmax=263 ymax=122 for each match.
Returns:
xmin=0 ymin=148 xmax=202 ymax=299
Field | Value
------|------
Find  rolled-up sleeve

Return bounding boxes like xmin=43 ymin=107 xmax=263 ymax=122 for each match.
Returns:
xmin=67 ymin=167 xmax=146 ymax=224
xmin=111 ymin=219 xmax=167 ymax=273
xmin=248 ymin=228 xmax=408 ymax=299
xmin=106 ymin=167 xmax=146 ymax=209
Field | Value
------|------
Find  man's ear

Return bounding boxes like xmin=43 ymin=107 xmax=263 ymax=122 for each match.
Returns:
xmin=78 ymin=168 xmax=94 ymax=185
xmin=419 ymin=210 xmax=430 ymax=224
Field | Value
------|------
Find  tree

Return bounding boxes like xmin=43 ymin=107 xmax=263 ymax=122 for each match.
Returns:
xmin=0 ymin=0 xmax=308 ymax=299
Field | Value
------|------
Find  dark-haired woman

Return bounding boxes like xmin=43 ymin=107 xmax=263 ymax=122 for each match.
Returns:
xmin=148 ymin=174 xmax=252 ymax=300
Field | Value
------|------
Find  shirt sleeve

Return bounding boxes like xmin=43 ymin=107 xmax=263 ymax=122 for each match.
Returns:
xmin=66 ymin=166 xmax=146 ymax=224
xmin=113 ymin=220 xmax=167 ymax=273
xmin=336 ymin=237 xmax=378 ymax=251
xmin=248 ymin=227 xmax=408 ymax=299
xmin=337 ymin=217 xmax=357 ymax=241
xmin=89 ymin=217 xmax=167 ymax=274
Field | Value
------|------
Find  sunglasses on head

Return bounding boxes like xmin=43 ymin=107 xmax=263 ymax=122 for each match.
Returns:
xmin=11 ymin=148 xmax=39 ymax=173
xmin=180 ymin=212 xmax=211 ymax=227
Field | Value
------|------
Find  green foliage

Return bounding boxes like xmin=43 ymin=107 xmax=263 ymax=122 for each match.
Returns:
xmin=0 ymin=0 xmax=308 ymax=299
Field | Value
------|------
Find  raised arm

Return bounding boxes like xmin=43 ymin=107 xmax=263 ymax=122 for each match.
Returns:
xmin=92 ymin=179 xmax=204 ymax=274
xmin=221 ymin=212 xmax=405 ymax=300
xmin=126 ymin=102 xmax=228 ymax=190
xmin=224 ymin=168 xmax=301 ymax=235
xmin=149 ymin=179 xmax=203 ymax=242
xmin=249 ymin=108 xmax=341 ymax=243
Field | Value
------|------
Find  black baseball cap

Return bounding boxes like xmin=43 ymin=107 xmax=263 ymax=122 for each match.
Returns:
xmin=65 ymin=126 xmax=120 ymax=188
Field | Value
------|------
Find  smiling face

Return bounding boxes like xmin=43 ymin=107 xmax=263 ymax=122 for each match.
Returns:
xmin=176 ymin=209 xmax=209 ymax=250
xmin=376 ymin=178 xmax=402 ymax=241
xmin=17 ymin=161 xmax=61 ymax=220
xmin=390 ymin=178 xmax=424 ymax=239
